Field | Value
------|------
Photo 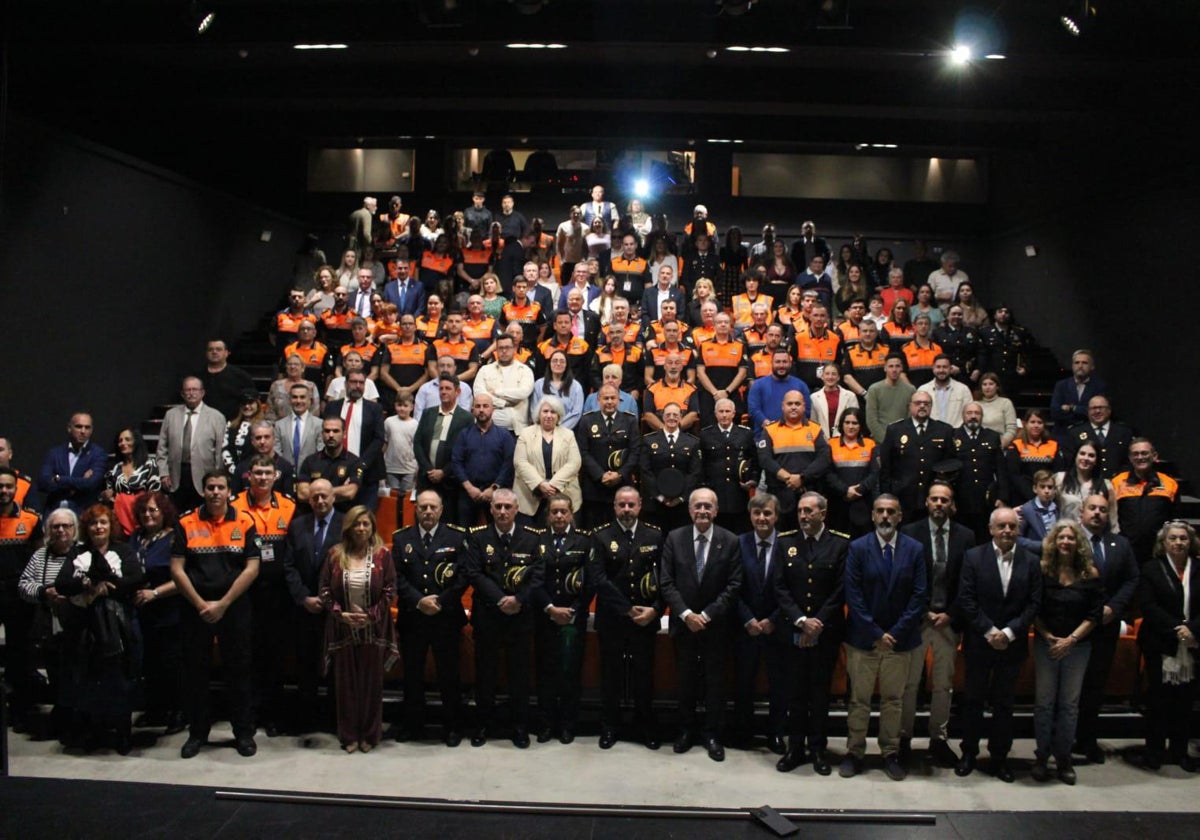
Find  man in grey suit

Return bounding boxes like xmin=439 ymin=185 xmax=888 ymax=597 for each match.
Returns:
xmin=274 ymin=382 xmax=322 ymax=470
xmin=659 ymin=487 xmax=743 ymax=762
xmin=412 ymin=374 xmax=474 ymax=521
xmin=158 ymin=376 xmax=226 ymax=511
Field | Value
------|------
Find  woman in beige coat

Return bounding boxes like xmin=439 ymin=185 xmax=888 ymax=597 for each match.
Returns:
xmin=512 ymin=396 xmax=582 ymax=524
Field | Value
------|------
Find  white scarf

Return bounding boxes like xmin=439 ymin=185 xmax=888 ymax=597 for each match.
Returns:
xmin=1163 ymin=557 xmax=1194 ymax=686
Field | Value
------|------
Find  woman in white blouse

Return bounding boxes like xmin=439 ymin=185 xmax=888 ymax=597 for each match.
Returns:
xmin=809 ymin=363 xmax=860 ymax=439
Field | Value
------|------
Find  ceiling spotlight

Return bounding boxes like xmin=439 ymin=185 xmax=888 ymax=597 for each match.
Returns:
xmin=706 ymin=48 xmax=718 ymax=59
xmin=1060 ymin=1 xmax=1094 ymax=37
xmin=985 ymin=53 xmax=1006 ymax=60
xmin=950 ymin=44 xmax=972 ymax=64
xmin=718 ymin=0 xmax=754 ymax=16
xmin=633 ymin=179 xmax=650 ymax=199
xmin=189 ymin=2 xmax=215 ymax=35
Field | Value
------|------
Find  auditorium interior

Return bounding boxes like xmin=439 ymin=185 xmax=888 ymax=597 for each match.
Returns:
xmin=2 ymin=0 xmax=1200 ymax=836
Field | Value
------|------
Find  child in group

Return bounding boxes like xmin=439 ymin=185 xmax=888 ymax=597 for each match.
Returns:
xmin=383 ymin=393 xmax=417 ymax=492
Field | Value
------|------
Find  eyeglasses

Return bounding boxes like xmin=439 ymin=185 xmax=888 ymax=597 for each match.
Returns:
xmin=144 ymin=507 xmax=161 ymax=514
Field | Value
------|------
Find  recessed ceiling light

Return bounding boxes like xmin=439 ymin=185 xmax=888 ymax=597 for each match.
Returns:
xmin=725 ymin=46 xmax=750 ymax=52
xmin=950 ymin=44 xmax=972 ymax=64
xmin=985 ymin=53 xmax=1006 ymax=60
xmin=293 ymin=43 xmax=348 ymax=50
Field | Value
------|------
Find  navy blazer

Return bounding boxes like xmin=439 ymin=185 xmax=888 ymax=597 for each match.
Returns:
xmin=38 ymin=441 xmax=108 ymax=512
xmin=955 ymin=542 xmax=1042 ymax=662
xmin=736 ymin=531 xmax=781 ymax=626
xmin=1049 ymin=375 xmax=1107 ymax=431
xmin=1017 ymin=498 xmax=1055 ymax=554
xmin=659 ymin=524 xmax=743 ymax=635
xmin=282 ymin=510 xmax=344 ymax=605
xmin=325 ymin=398 xmax=386 ymax=481
xmin=844 ymin=532 xmax=928 ymax=652
xmin=1088 ymin=529 xmax=1139 ymax=620
xmin=639 ymin=286 xmax=687 ymax=323
xmin=383 ymin=278 xmax=427 ymax=318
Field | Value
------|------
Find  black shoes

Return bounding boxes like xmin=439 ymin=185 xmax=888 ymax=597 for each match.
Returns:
xmin=643 ymin=730 xmax=661 ymax=751
xmin=235 ymin=736 xmax=257 ymax=757
xmin=180 ymin=737 xmax=205 ymax=759
xmin=1077 ymin=742 xmax=1105 ymax=764
xmin=812 ymin=751 xmax=832 ymax=776
xmin=929 ymin=738 xmax=959 ymax=767
xmin=1057 ymin=759 xmax=1076 ymax=785
xmin=705 ymin=737 xmax=725 ymax=762
xmin=444 ymin=729 xmax=463 ymax=748
xmin=470 ymin=727 xmax=488 ymax=747
xmin=512 ymin=728 xmax=530 ymax=749
xmin=115 ymin=729 xmax=133 ymax=756
xmin=883 ymin=753 xmax=907 ymax=781
xmin=536 ymin=726 xmax=555 ymax=744
xmin=1031 ymin=760 xmax=1050 ymax=782
xmin=992 ymin=759 xmax=1015 ymax=783
xmin=954 ymin=754 xmax=976 ymax=777
xmin=838 ymin=755 xmax=863 ymax=778
xmin=163 ymin=712 xmax=187 ymax=736
xmin=559 ymin=728 xmax=575 ymax=745
xmin=673 ymin=731 xmax=694 ymax=754
xmin=776 ymin=748 xmax=808 ymax=773
xmin=598 ymin=728 xmax=617 ymax=750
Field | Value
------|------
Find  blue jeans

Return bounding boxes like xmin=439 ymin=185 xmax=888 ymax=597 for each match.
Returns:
xmin=1033 ymin=636 xmax=1091 ymax=762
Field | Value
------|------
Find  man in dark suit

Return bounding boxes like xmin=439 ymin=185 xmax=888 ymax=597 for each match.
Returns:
xmin=575 ymin=385 xmax=640 ymax=530
xmin=878 ymin=391 xmax=955 ymax=523
xmin=699 ymin=399 xmax=758 ymax=535
xmin=1049 ymin=350 xmax=1107 ymax=436
xmin=497 ymin=230 xmax=535 ymax=294
xmin=1074 ymin=493 xmax=1139 ymax=764
xmin=38 ymin=412 xmax=107 ymax=512
xmin=731 ymin=494 xmax=787 ymax=753
xmin=412 ymin=374 xmax=474 ymax=518
xmin=382 ymin=260 xmax=426 ymax=317
xmin=392 ymin=489 xmax=469 ymax=746
xmin=774 ymin=491 xmax=848 ymax=775
xmin=325 ymin=370 xmax=385 ymax=510
xmin=659 ymin=488 xmax=743 ymax=762
xmin=789 ymin=220 xmax=830 ymax=273
xmin=463 ymin=489 xmax=544 ymax=748
xmin=638 ymin=403 xmax=702 ymax=533
xmin=899 ymin=481 xmax=976 ymax=766
xmin=841 ymin=494 xmax=927 ymax=781
xmin=954 ymin=402 xmax=1009 ymax=543
xmin=589 ymin=487 xmax=665 ymax=750
xmin=954 ymin=506 xmax=1042 ymax=782
xmin=560 ymin=286 xmax=602 ymax=348
xmin=282 ymin=478 xmax=343 ymax=732
xmin=639 ymin=263 xmax=687 ymax=323
xmin=1063 ymin=395 xmax=1135 ymax=479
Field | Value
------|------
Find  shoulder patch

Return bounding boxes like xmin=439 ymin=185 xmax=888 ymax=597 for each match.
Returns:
xmin=523 ymin=525 xmax=546 ymax=535
xmin=641 ymin=522 xmax=662 ymax=531
xmin=776 ymin=529 xmax=798 ymax=538
xmin=445 ymin=523 xmax=467 ymax=532
xmin=829 ymin=529 xmax=852 ymax=540
xmin=469 ymin=525 xmax=488 ymax=532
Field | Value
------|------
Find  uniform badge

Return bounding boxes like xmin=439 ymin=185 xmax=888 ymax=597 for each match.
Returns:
xmin=787 ymin=546 xmax=798 ymax=557
xmin=337 ymin=466 xmax=347 ymax=478
xmin=651 ymin=442 xmax=658 ymax=450
xmin=610 ymin=540 xmax=619 ymax=552
xmin=231 ymin=528 xmax=243 ymax=540
xmin=955 ymin=438 xmax=962 ymax=448
xmin=757 ymin=439 xmax=767 ymax=448
xmin=15 ymin=523 xmax=26 ymax=536
xmin=485 ymin=544 xmax=495 ymax=556
xmin=901 ymin=435 xmax=908 ymax=445
xmin=276 ymin=517 xmax=287 ymax=530
xmin=591 ymin=424 xmax=599 ymax=434
xmin=807 ymin=432 xmax=813 ymax=442
xmin=1079 ymin=431 xmax=1088 ymax=440
xmin=405 ymin=543 xmax=413 ymax=554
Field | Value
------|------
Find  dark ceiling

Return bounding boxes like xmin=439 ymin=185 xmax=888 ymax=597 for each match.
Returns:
xmin=4 ymin=0 xmax=1196 ymax=209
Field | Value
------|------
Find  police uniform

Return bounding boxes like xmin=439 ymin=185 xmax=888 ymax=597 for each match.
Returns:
xmin=532 ymin=526 xmax=592 ymax=737
xmin=0 ymin=501 xmax=41 ymax=724
xmin=298 ymin=449 xmax=365 ymax=511
xmin=699 ymin=423 xmax=757 ymax=534
xmin=878 ymin=417 xmax=956 ymax=521
xmin=587 ymin=519 xmax=664 ymax=742
xmin=464 ymin=523 xmax=545 ymax=736
xmin=757 ymin=419 xmax=832 ymax=531
xmin=1064 ymin=420 xmax=1135 ymax=480
xmin=976 ymin=324 xmax=1031 ymax=396
xmin=574 ymin=410 xmax=640 ymax=529
xmin=638 ymin=430 xmax=702 ymax=532
xmin=932 ymin=323 xmax=979 ymax=383
xmin=393 ymin=521 xmax=468 ymax=737
xmin=172 ymin=505 xmax=261 ymax=742
xmin=953 ymin=426 xmax=1009 ymax=543
xmin=772 ymin=527 xmax=848 ymax=759
xmin=232 ymin=490 xmax=296 ymax=733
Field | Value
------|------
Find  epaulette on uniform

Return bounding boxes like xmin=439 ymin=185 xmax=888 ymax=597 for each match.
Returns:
xmin=445 ymin=523 xmax=467 ymax=532
xmin=522 ymin=525 xmax=546 ymax=535
xmin=777 ymin=529 xmax=798 ymax=538
xmin=594 ymin=522 xmax=613 ymax=532
xmin=470 ymin=525 xmax=488 ymax=533
xmin=829 ymin=529 xmax=851 ymax=540
xmin=736 ymin=424 xmax=751 ymax=430
xmin=641 ymin=522 xmax=663 ymax=531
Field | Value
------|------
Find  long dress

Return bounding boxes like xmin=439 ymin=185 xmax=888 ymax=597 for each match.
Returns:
xmin=320 ymin=546 xmax=398 ymax=747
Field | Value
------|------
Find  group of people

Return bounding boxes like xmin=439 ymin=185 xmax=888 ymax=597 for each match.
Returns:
xmin=0 ymin=190 xmax=1192 ymax=783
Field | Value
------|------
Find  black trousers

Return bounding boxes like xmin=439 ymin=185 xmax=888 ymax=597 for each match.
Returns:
xmin=250 ymin=581 xmax=291 ymax=727
xmin=1075 ymin=620 xmax=1120 ymax=749
xmin=0 ymin=582 xmax=33 ymax=718
xmin=960 ymin=647 xmax=1022 ymax=759
xmin=172 ymin=465 xmax=202 ymax=513
xmin=783 ymin=638 xmax=839 ymax=750
xmin=400 ymin=614 xmax=463 ymax=730
xmin=673 ymin=625 xmax=731 ymax=738
xmin=597 ymin=619 xmax=657 ymax=730
xmin=292 ymin=606 xmax=326 ymax=731
xmin=1143 ymin=655 xmax=1197 ymax=758
xmin=534 ymin=615 xmax=585 ymax=729
xmin=181 ymin=596 xmax=254 ymax=740
xmin=140 ymin=621 xmax=184 ymax=718
xmin=734 ymin=632 xmax=788 ymax=737
xmin=472 ymin=614 xmax=532 ymax=729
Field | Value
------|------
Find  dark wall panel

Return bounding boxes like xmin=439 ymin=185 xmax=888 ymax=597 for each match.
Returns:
xmin=0 ymin=117 xmax=305 ymax=483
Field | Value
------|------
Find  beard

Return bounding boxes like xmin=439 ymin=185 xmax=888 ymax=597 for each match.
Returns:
xmin=875 ymin=522 xmax=897 ymax=540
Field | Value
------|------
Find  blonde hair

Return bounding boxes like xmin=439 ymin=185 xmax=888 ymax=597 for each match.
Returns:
xmin=1040 ymin=519 xmax=1097 ymax=580
xmin=329 ymin=505 xmax=383 ymax=570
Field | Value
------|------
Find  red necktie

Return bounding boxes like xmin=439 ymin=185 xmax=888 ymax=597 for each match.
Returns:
xmin=343 ymin=400 xmax=355 ymax=453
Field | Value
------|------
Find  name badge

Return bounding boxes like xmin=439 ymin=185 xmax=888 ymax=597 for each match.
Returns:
xmin=261 ymin=545 xmax=276 ymax=563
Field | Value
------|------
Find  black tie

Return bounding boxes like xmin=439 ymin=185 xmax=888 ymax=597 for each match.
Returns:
xmin=935 ymin=527 xmax=946 ymax=567
xmin=500 ymin=532 xmax=511 ymax=557
xmin=314 ymin=517 xmax=328 ymax=552
xmin=917 ymin=423 xmax=926 ymax=436
xmin=1092 ymin=534 xmax=1105 ymax=571
xmin=667 ymin=434 xmax=675 ymax=448
xmin=1094 ymin=426 xmax=1106 ymax=445
xmin=605 ymin=415 xmax=614 ymax=435
xmin=757 ymin=540 xmax=769 ymax=583
xmin=422 ymin=531 xmax=432 ymax=551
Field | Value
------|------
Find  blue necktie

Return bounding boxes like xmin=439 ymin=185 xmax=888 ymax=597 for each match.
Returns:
xmin=314 ymin=518 xmax=328 ymax=555
xmin=1091 ymin=534 xmax=1105 ymax=572
xmin=293 ymin=417 xmax=302 ymax=463
xmin=883 ymin=542 xmax=894 ymax=568
xmin=398 ymin=282 xmax=407 ymax=310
